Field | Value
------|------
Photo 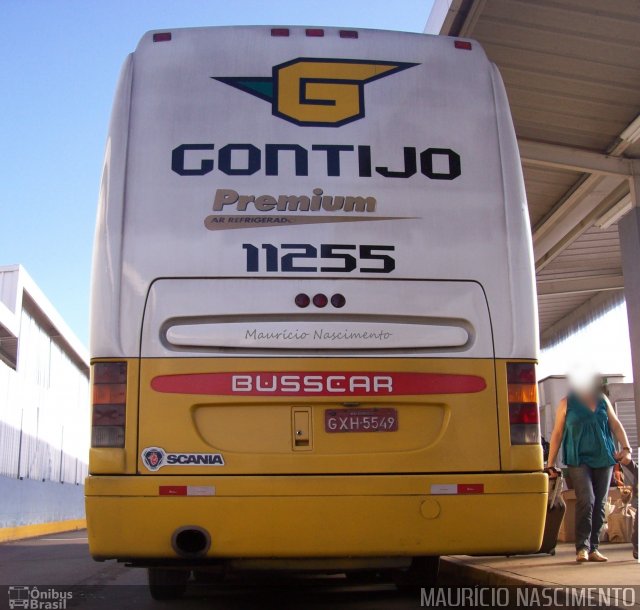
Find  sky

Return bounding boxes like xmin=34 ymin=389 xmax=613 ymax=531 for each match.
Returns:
xmin=0 ymin=0 xmax=432 ymax=346
xmin=0 ymin=1 xmax=633 ymax=382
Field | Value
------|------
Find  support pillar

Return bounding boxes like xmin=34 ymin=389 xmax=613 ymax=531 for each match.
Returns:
xmin=619 ymin=173 xmax=640 ymax=445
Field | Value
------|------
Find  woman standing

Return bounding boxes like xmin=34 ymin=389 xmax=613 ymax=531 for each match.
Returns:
xmin=546 ymin=376 xmax=632 ymax=563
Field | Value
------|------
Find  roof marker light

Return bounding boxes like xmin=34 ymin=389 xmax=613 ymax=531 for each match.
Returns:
xmin=339 ymin=30 xmax=358 ymax=39
xmin=306 ymin=28 xmax=325 ymax=37
xmin=271 ymin=28 xmax=290 ymax=37
xmin=454 ymin=40 xmax=472 ymax=50
xmin=153 ymin=32 xmax=172 ymax=43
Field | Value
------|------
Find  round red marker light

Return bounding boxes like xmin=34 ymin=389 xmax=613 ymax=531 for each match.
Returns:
xmin=313 ymin=293 xmax=328 ymax=308
xmin=331 ymin=293 xmax=346 ymax=308
xmin=295 ymin=293 xmax=310 ymax=308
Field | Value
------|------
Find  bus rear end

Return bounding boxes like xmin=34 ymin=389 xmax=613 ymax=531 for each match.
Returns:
xmin=86 ymin=26 xmax=546 ymax=594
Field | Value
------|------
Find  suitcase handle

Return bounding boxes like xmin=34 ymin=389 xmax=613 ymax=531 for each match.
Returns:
xmin=547 ymin=470 xmax=563 ymax=508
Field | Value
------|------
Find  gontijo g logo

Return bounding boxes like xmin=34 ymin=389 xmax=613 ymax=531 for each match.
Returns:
xmin=214 ymin=58 xmax=418 ymax=127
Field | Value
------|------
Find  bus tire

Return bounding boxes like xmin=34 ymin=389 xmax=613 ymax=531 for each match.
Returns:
xmin=394 ymin=556 xmax=440 ymax=594
xmin=147 ymin=568 xmax=189 ymax=600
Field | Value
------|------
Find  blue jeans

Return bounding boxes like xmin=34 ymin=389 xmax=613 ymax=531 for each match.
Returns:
xmin=568 ymin=464 xmax=613 ymax=552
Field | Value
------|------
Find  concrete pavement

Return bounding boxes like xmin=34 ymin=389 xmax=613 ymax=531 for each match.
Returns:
xmin=444 ymin=543 xmax=639 ymax=607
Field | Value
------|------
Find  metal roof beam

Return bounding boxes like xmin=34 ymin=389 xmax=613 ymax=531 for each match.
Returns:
xmin=537 ymin=274 xmax=624 ymax=296
xmin=533 ymin=177 xmax=628 ymax=269
xmin=519 ymin=139 xmax=635 ymax=177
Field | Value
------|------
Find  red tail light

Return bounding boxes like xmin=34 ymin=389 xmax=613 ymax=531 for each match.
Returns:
xmin=509 ymin=403 xmax=539 ymax=425
xmin=507 ymin=362 xmax=540 ymax=445
xmin=271 ymin=28 xmax=290 ymax=37
xmin=306 ymin=29 xmax=324 ymax=37
xmin=91 ymin=362 xmax=127 ymax=448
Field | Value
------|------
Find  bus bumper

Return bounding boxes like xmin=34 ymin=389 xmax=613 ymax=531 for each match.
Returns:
xmin=85 ymin=473 xmax=547 ymax=561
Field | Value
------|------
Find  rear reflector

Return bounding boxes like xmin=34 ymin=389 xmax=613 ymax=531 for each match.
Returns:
xmin=457 ymin=483 xmax=484 ymax=494
xmin=153 ymin=32 xmax=172 ymax=42
xmin=430 ymin=483 xmax=484 ymax=495
xmin=454 ymin=40 xmax=472 ymax=50
xmin=506 ymin=362 xmax=540 ymax=445
xmin=160 ymin=486 xmax=187 ymax=496
xmin=159 ymin=486 xmax=215 ymax=496
xmin=271 ymin=28 xmax=289 ymax=37
xmin=306 ymin=28 xmax=324 ymax=37
xmin=339 ymin=30 xmax=358 ymax=39
xmin=91 ymin=362 xmax=127 ymax=448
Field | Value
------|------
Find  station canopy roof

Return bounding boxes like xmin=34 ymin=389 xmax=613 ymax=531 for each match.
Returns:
xmin=426 ymin=0 xmax=640 ymax=348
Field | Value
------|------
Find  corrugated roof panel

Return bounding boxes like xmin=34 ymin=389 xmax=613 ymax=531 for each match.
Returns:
xmin=428 ymin=0 xmax=640 ymax=347
xmin=538 ymin=225 xmax=621 ymax=280
xmin=472 ymin=0 xmax=640 ymax=151
xmin=522 ymin=166 xmax=582 ymax=227
xmin=483 ymin=0 xmax=640 ymax=43
xmin=538 ymin=292 xmax=592 ymax=326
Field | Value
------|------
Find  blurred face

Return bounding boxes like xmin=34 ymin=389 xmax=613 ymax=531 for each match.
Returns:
xmin=567 ymin=362 xmax=600 ymax=398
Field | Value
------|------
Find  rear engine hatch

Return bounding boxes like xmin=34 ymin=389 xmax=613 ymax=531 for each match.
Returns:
xmin=137 ymin=279 xmax=498 ymax=475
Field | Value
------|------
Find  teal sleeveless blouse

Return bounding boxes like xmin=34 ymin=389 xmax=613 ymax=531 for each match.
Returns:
xmin=562 ymin=393 xmax=616 ymax=468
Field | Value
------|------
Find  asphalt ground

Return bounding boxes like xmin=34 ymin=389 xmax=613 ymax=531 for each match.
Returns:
xmin=0 ymin=531 xmax=637 ymax=610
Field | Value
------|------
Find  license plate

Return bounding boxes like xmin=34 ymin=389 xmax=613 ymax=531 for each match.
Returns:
xmin=324 ymin=408 xmax=398 ymax=433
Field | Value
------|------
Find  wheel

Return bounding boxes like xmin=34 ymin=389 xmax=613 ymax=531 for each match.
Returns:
xmin=147 ymin=568 xmax=189 ymax=600
xmin=394 ymin=556 xmax=440 ymax=594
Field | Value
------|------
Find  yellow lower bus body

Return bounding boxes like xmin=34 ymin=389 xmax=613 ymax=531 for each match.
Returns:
xmin=87 ymin=356 xmax=545 ymax=564
xmin=86 ymin=472 xmax=546 ymax=561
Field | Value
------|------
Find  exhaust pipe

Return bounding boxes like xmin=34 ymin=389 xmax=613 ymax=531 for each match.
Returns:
xmin=171 ymin=526 xmax=211 ymax=558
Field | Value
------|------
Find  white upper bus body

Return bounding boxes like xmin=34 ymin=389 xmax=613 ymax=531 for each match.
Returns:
xmin=91 ymin=26 xmax=537 ymax=362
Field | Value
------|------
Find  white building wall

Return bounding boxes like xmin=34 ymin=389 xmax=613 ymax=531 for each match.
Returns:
xmin=0 ymin=265 xmax=89 ymax=530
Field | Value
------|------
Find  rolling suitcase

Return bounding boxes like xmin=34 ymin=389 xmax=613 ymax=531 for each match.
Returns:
xmin=539 ymin=472 xmax=566 ymax=555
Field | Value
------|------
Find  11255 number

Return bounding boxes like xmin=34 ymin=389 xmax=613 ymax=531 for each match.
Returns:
xmin=242 ymin=244 xmax=395 ymax=273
